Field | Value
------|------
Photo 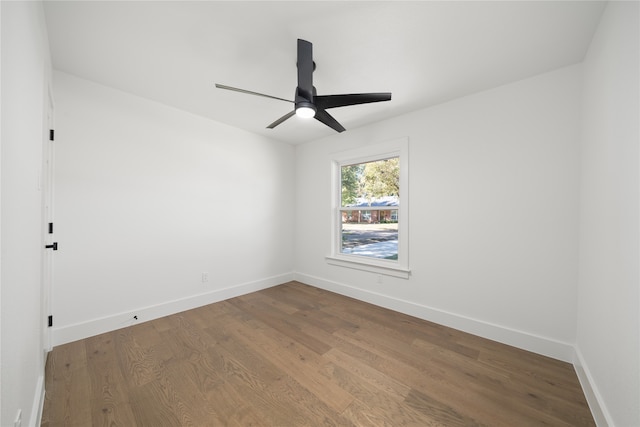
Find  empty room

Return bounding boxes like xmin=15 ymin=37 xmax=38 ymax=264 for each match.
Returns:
xmin=1 ymin=1 xmax=638 ymax=426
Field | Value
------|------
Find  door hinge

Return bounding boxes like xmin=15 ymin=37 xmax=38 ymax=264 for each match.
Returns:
xmin=45 ymin=242 xmax=58 ymax=251
xmin=48 ymin=222 xmax=53 ymax=234
xmin=49 ymin=129 xmax=54 ymax=141
xmin=48 ymin=315 xmax=53 ymax=327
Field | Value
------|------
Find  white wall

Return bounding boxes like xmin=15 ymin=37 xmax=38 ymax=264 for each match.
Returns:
xmin=52 ymin=71 xmax=295 ymax=344
xmin=295 ymin=64 xmax=582 ymax=362
xmin=1 ymin=2 xmax=51 ymax=426
xmin=576 ymin=2 xmax=639 ymax=426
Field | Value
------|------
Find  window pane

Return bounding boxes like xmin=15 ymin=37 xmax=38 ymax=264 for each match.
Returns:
xmin=341 ymin=158 xmax=399 ymax=207
xmin=341 ymin=211 xmax=398 ymax=260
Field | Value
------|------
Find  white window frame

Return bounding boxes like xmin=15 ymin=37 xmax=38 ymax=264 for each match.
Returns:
xmin=326 ymin=137 xmax=410 ymax=279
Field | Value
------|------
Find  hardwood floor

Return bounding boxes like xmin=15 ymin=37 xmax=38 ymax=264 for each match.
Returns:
xmin=42 ymin=281 xmax=595 ymax=426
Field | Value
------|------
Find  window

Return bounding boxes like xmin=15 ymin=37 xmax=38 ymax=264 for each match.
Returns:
xmin=327 ymin=138 xmax=409 ymax=278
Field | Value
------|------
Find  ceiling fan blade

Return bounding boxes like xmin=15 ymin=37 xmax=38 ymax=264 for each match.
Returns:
xmin=297 ymin=39 xmax=314 ymax=100
xmin=267 ymin=110 xmax=296 ymax=129
xmin=315 ymin=109 xmax=346 ymax=133
xmin=215 ymin=84 xmax=293 ymax=103
xmin=314 ymin=93 xmax=392 ymax=110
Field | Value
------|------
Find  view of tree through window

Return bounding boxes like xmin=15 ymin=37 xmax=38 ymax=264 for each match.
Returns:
xmin=340 ymin=157 xmax=399 ymax=260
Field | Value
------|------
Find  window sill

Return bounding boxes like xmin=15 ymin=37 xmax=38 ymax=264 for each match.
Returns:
xmin=325 ymin=255 xmax=411 ymax=279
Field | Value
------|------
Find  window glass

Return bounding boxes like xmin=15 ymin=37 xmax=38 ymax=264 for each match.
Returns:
xmin=340 ymin=158 xmax=399 ymax=260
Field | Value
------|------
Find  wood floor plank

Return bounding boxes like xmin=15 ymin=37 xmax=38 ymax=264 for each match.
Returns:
xmin=341 ymin=397 xmax=432 ymax=427
xmin=228 ymin=297 xmax=332 ymax=356
xmin=322 ymin=362 xmax=441 ymax=427
xmin=324 ymin=347 xmax=411 ymax=400
xmin=161 ymin=361 xmax=225 ymax=426
xmin=85 ymin=332 xmax=138 ymax=426
xmin=45 ymin=339 xmax=93 ymax=426
xmin=226 ymin=311 xmax=356 ymax=414
xmin=263 ymin=373 xmax=356 ymax=426
xmin=239 ymin=289 xmax=301 ymax=315
xmin=331 ymin=328 xmax=512 ymax=424
xmin=205 ymin=322 xmax=283 ymax=387
xmin=404 ymin=388 xmax=487 ymax=427
xmin=43 ymin=281 xmax=595 ymax=426
xmin=114 ymin=329 xmax=157 ymax=388
xmin=90 ymin=398 xmax=138 ymax=427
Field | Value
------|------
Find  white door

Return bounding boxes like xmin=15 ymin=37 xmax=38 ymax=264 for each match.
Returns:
xmin=42 ymin=88 xmax=55 ymax=353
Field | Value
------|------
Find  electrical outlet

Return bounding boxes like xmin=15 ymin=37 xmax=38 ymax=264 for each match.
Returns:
xmin=14 ymin=409 xmax=22 ymax=427
xmin=201 ymin=272 xmax=209 ymax=283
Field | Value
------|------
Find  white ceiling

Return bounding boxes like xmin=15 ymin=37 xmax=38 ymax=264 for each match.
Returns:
xmin=43 ymin=1 xmax=606 ymax=144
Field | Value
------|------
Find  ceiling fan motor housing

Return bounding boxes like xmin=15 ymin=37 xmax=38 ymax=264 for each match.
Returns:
xmin=295 ymin=86 xmax=317 ymax=118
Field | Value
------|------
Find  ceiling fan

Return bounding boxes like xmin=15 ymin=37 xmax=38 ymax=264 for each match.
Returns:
xmin=216 ymin=39 xmax=392 ymax=133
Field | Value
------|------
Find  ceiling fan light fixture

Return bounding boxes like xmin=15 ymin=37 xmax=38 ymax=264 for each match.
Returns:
xmin=295 ymin=103 xmax=316 ymax=119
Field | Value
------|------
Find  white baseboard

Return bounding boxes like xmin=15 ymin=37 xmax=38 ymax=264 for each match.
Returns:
xmin=573 ymin=347 xmax=613 ymax=427
xmin=294 ymin=272 xmax=575 ymax=363
xmin=52 ymin=272 xmax=293 ymax=346
xmin=30 ymin=374 xmax=45 ymax=427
